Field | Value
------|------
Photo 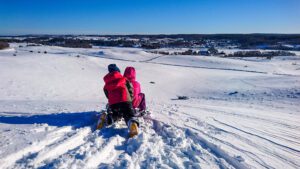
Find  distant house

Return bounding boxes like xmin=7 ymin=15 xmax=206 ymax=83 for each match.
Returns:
xmin=199 ymin=48 xmax=209 ymax=56
xmin=219 ymin=51 xmax=226 ymax=57
xmin=200 ymin=50 xmax=209 ymax=56
xmin=208 ymin=47 xmax=218 ymax=55
xmin=198 ymin=47 xmax=218 ymax=56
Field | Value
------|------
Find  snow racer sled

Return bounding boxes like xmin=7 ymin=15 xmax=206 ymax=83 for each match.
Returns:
xmin=96 ymin=105 xmax=150 ymax=138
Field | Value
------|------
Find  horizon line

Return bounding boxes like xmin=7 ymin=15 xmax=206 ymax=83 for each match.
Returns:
xmin=1 ymin=33 xmax=300 ymax=37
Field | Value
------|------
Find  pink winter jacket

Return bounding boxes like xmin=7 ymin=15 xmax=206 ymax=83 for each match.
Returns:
xmin=124 ymin=67 xmax=141 ymax=108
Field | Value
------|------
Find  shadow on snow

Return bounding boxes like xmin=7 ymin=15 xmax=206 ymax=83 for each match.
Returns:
xmin=0 ymin=111 xmax=99 ymax=129
xmin=0 ymin=111 xmax=130 ymax=138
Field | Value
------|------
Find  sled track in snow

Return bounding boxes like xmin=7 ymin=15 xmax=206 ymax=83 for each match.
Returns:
xmin=151 ymin=120 xmax=249 ymax=169
xmin=213 ymin=119 xmax=300 ymax=154
xmin=186 ymin=124 xmax=274 ymax=169
xmin=15 ymin=127 xmax=92 ymax=168
xmin=151 ymin=102 xmax=300 ymax=169
xmin=184 ymin=129 xmax=248 ymax=169
xmin=1 ymin=118 xmax=249 ymax=168
xmin=0 ymin=126 xmax=74 ymax=169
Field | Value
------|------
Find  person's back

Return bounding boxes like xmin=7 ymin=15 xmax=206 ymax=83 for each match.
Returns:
xmin=103 ymin=71 xmax=132 ymax=105
xmin=124 ymin=67 xmax=146 ymax=112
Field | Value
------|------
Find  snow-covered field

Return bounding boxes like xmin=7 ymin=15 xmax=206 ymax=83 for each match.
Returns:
xmin=0 ymin=44 xmax=299 ymax=169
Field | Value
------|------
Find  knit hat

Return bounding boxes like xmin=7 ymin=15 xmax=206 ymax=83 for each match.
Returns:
xmin=108 ymin=64 xmax=120 ymax=73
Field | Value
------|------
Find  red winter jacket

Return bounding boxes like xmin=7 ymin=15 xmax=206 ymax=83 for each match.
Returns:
xmin=103 ymin=71 xmax=133 ymax=105
xmin=124 ymin=67 xmax=141 ymax=108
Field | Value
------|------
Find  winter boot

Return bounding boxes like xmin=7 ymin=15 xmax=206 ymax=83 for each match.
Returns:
xmin=96 ymin=113 xmax=107 ymax=130
xmin=129 ymin=122 xmax=139 ymax=138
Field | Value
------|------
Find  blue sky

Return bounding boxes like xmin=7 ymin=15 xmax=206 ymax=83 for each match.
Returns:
xmin=0 ymin=0 xmax=299 ymax=35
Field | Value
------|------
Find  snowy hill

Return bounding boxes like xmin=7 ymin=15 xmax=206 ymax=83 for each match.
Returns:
xmin=0 ymin=44 xmax=300 ymax=169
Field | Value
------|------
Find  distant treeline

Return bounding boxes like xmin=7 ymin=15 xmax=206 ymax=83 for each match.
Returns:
xmin=148 ymin=48 xmax=296 ymax=59
xmin=224 ymin=50 xmax=296 ymax=59
xmin=96 ymin=34 xmax=300 ymax=50
xmin=148 ymin=47 xmax=219 ymax=56
xmin=1 ymin=34 xmax=300 ymax=50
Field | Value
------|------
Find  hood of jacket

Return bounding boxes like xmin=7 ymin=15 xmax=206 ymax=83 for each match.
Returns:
xmin=124 ymin=67 xmax=136 ymax=81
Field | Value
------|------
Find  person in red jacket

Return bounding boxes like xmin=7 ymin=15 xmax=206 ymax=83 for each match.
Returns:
xmin=97 ymin=64 xmax=139 ymax=137
xmin=123 ymin=67 xmax=146 ymax=113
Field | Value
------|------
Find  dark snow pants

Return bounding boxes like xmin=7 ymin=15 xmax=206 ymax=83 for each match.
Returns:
xmin=106 ymin=102 xmax=139 ymax=127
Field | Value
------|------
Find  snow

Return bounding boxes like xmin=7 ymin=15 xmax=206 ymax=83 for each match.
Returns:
xmin=0 ymin=44 xmax=300 ymax=169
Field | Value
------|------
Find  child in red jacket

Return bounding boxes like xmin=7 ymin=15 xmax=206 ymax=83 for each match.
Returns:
xmin=97 ymin=64 xmax=139 ymax=137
